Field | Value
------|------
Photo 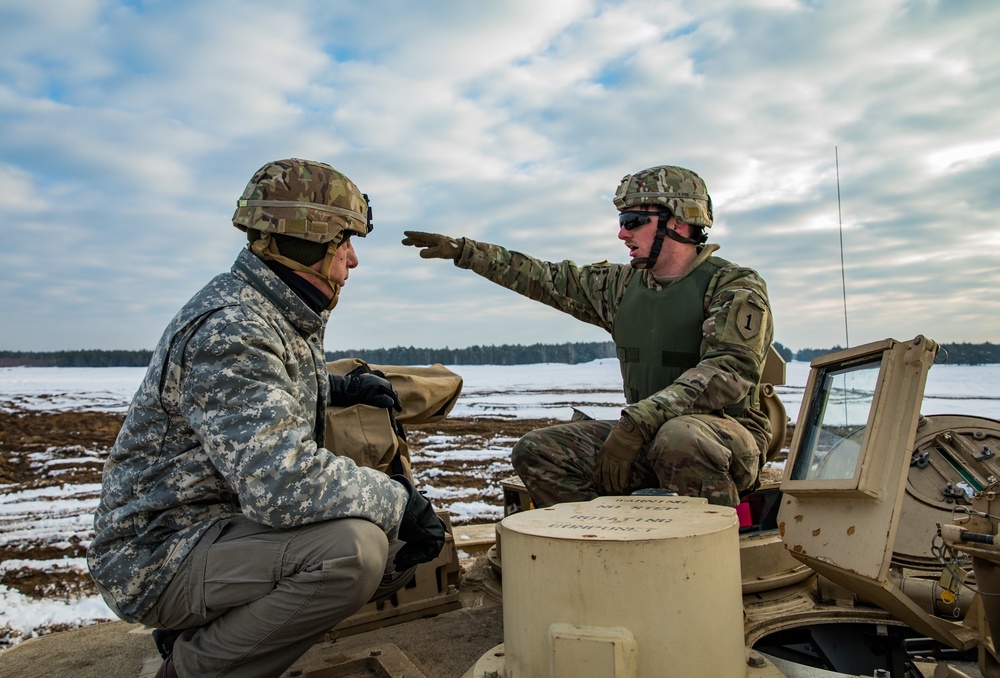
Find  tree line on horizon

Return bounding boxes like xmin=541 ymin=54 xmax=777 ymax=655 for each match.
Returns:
xmin=774 ymin=341 xmax=1000 ymax=366
xmin=1 ymin=340 xmax=998 ymax=368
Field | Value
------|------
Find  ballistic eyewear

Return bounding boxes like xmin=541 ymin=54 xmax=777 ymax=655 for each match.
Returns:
xmin=619 ymin=210 xmax=669 ymax=231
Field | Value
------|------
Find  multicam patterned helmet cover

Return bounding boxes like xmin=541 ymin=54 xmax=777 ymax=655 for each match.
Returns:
xmin=232 ymin=158 xmax=372 ymax=243
xmin=613 ymin=165 xmax=713 ymax=228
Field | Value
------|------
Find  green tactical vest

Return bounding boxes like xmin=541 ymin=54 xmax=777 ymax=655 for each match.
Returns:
xmin=612 ymin=258 xmax=724 ymax=404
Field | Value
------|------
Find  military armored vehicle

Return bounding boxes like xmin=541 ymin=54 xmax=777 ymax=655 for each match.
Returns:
xmin=1 ymin=334 xmax=998 ymax=678
xmin=461 ymin=334 xmax=1000 ymax=678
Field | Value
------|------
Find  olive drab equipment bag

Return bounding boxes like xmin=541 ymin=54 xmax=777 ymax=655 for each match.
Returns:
xmin=325 ymin=360 xmax=463 ymax=480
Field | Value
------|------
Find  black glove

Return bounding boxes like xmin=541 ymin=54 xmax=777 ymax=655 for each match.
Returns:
xmin=391 ymin=474 xmax=447 ymax=572
xmin=328 ymin=365 xmax=402 ymax=412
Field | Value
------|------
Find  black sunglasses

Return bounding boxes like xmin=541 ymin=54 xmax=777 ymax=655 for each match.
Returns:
xmin=619 ymin=210 xmax=661 ymax=230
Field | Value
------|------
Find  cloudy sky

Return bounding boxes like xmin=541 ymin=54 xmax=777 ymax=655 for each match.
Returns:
xmin=2 ymin=0 xmax=998 ymax=355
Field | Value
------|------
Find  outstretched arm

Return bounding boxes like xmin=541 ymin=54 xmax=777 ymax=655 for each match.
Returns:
xmin=402 ymin=230 xmax=629 ymax=332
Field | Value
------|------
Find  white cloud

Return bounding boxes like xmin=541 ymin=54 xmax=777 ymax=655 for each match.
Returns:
xmin=926 ymin=139 xmax=1000 ymax=173
xmin=0 ymin=0 xmax=998 ymax=352
xmin=0 ymin=164 xmax=47 ymax=212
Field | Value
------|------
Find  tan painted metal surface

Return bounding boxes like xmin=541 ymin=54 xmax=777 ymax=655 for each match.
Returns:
xmin=499 ymin=496 xmax=744 ymax=678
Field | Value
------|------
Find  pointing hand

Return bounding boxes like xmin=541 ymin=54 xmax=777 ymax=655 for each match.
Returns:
xmin=401 ymin=231 xmax=462 ymax=261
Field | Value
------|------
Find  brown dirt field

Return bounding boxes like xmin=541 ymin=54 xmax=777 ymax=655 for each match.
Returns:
xmin=404 ymin=416 xmax=561 ymax=509
xmin=0 ymin=408 xmax=549 ymax=488
xmin=0 ymin=409 xmax=124 ymax=487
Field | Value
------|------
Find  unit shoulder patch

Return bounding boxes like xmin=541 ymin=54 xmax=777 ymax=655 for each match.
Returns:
xmin=722 ymin=290 xmax=768 ymax=355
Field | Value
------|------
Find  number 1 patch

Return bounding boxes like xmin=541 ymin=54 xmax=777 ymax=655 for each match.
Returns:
xmin=722 ymin=290 xmax=768 ymax=356
xmin=736 ymin=299 xmax=763 ymax=339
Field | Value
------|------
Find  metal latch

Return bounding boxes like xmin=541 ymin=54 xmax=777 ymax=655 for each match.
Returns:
xmin=973 ymin=444 xmax=996 ymax=462
xmin=941 ymin=482 xmax=973 ymax=504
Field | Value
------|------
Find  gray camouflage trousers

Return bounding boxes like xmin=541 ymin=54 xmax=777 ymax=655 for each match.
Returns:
xmin=141 ymin=516 xmax=388 ymax=677
xmin=511 ymin=413 xmax=762 ymax=508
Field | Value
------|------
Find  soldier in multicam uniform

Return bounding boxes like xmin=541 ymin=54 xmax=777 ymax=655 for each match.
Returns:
xmin=403 ymin=165 xmax=773 ymax=508
xmin=88 ymin=159 xmax=446 ymax=678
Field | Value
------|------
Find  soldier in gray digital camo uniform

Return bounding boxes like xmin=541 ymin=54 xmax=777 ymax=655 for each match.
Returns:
xmin=88 ymin=159 xmax=446 ymax=678
xmin=403 ymin=165 xmax=773 ymax=508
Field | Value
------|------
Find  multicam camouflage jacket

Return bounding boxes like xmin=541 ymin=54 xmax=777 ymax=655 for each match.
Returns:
xmin=455 ymin=240 xmax=773 ymax=452
xmin=87 ymin=247 xmax=407 ymax=622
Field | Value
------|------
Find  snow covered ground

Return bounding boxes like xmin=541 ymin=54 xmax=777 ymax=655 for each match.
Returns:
xmin=2 ymin=358 xmax=998 ymax=420
xmin=0 ymin=358 xmax=997 ymax=647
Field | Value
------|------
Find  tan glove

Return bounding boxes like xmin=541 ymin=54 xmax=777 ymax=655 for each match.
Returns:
xmin=594 ymin=416 xmax=646 ymax=494
xmin=401 ymin=231 xmax=462 ymax=261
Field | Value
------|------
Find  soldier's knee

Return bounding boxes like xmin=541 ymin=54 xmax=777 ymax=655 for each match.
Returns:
xmin=294 ymin=518 xmax=387 ymax=567
xmin=511 ymin=435 xmax=538 ymax=475
xmin=651 ymin=417 xmax=730 ymax=474
xmin=655 ymin=417 xmax=701 ymax=449
xmin=324 ymin=520 xmax=388 ymax=607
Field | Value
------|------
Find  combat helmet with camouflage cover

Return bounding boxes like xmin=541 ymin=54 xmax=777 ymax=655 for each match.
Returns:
xmin=613 ymin=165 xmax=713 ymax=228
xmin=613 ymin=165 xmax=712 ymax=269
xmin=233 ymin=158 xmax=372 ymax=310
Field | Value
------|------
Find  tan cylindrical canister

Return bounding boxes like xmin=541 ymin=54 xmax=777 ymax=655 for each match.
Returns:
xmin=500 ymin=496 xmax=744 ymax=678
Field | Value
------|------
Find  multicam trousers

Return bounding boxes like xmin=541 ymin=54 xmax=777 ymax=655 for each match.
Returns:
xmin=511 ymin=413 xmax=762 ymax=507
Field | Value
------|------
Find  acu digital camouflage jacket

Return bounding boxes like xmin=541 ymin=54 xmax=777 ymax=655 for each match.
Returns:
xmin=455 ymin=240 xmax=773 ymax=452
xmin=87 ymin=247 xmax=407 ymax=622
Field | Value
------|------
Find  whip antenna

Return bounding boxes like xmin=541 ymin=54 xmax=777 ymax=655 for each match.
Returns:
xmin=836 ymin=147 xmax=850 ymax=348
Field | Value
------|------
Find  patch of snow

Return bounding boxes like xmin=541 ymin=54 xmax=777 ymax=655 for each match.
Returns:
xmin=0 ymin=585 xmax=116 ymax=647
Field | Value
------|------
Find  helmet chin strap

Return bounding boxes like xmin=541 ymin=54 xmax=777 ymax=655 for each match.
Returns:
xmin=629 ymin=210 xmax=701 ymax=270
xmin=250 ymin=233 xmax=343 ymax=311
